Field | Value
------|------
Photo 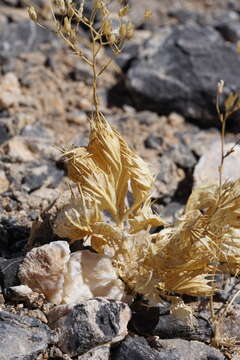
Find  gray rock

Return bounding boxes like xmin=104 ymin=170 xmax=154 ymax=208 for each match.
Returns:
xmin=4 ymin=285 xmax=44 ymax=308
xmin=126 ymin=24 xmax=240 ymax=127
xmin=21 ymin=162 xmax=64 ymax=193
xmin=216 ymin=304 xmax=240 ymax=343
xmin=47 ymin=298 xmax=131 ymax=357
xmin=130 ymin=307 xmax=212 ymax=342
xmin=111 ymin=336 xmax=164 ymax=360
xmin=169 ymin=141 xmax=196 ymax=169
xmin=112 ymin=336 xmax=226 ymax=360
xmin=153 ymin=155 xmax=185 ymax=203
xmin=151 ymin=338 xmax=226 ymax=360
xmin=0 ymin=121 xmax=10 ymax=145
xmin=0 ymin=310 xmax=53 ymax=360
xmin=2 ymin=0 xmax=19 ymax=6
xmin=0 ymin=20 xmax=57 ymax=63
xmin=0 ymin=257 xmax=23 ymax=289
xmin=78 ymin=344 xmax=110 ymax=360
xmin=215 ymin=21 xmax=240 ymax=43
xmin=144 ymin=133 xmax=163 ymax=151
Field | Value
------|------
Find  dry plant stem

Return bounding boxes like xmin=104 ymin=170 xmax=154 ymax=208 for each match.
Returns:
xmin=91 ymin=30 xmax=100 ymax=115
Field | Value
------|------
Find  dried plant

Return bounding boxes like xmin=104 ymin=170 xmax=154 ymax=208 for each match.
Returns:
xmin=26 ymin=1 xmax=240 ymax=334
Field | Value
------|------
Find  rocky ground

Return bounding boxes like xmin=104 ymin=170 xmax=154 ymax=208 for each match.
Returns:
xmin=1 ymin=0 xmax=240 ymax=359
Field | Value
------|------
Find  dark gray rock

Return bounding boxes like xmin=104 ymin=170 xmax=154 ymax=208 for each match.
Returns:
xmin=0 ymin=20 xmax=58 ymax=63
xmin=126 ymin=24 xmax=240 ymax=127
xmin=20 ymin=124 xmax=54 ymax=140
xmin=0 ymin=310 xmax=53 ymax=360
xmin=0 ymin=121 xmax=11 ymax=145
xmin=0 ymin=257 xmax=23 ymax=290
xmin=213 ymin=10 xmax=240 ymax=43
xmin=21 ymin=162 xmax=64 ymax=193
xmin=2 ymin=0 xmax=19 ymax=6
xmin=47 ymin=298 xmax=131 ymax=357
xmin=0 ymin=217 xmax=30 ymax=257
xmin=111 ymin=336 xmax=178 ymax=360
xmin=130 ymin=307 xmax=212 ymax=342
xmin=112 ymin=336 xmax=226 ymax=360
xmin=215 ymin=21 xmax=240 ymax=43
xmin=169 ymin=141 xmax=196 ymax=169
xmin=144 ymin=133 xmax=163 ymax=151
xmin=150 ymin=338 xmax=226 ymax=360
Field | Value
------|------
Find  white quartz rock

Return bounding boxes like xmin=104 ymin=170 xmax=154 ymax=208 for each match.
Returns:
xmin=19 ymin=242 xmax=125 ymax=304
xmin=62 ymin=250 xmax=125 ymax=304
xmin=19 ymin=241 xmax=70 ymax=304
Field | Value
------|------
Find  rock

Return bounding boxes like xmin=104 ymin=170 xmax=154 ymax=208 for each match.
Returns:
xmin=21 ymin=124 xmax=59 ymax=162
xmin=193 ymin=141 xmax=240 ymax=186
xmin=19 ymin=241 xmax=70 ymax=305
xmin=144 ymin=133 xmax=163 ymax=151
xmin=168 ymin=8 xmax=203 ymax=25
xmin=21 ymin=162 xmax=64 ymax=193
xmin=153 ymin=155 xmax=185 ymax=203
xmin=161 ymin=202 xmax=183 ymax=223
xmin=111 ymin=336 xmax=166 ymax=360
xmin=128 ymin=0 xmax=164 ymax=28
xmin=0 ymin=73 xmax=21 ymax=109
xmin=216 ymin=304 xmax=240 ymax=343
xmin=0 ymin=121 xmax=11 ymax=145
xmin=0 ymin=310 xmax=53 ymax=359
xmin=0 ymin=170 xmax=9 ymax=194
xmin=150 ymin=338 xmax=226 ymax=360
xmin=3 ymin=136 xmax=36 ymax=162
xmin=0 ymin=217 xmax=30 ymax=257
xmin=215 ymin=21 xmax=240 ymax=43
xmin=77 ymin=344 xmax=110 ymax=360
xmin=69 ymin=62 xmax=93 ymax=84
xmin=47 ymin=298 xmax=131 ymax=357
xmin=0 ymin=112 xmax=36 ymax=142
xmin=0 ymin=257 xmax=23 ymax=290
xmin=130 ymin=307 xmax=212 ymax=342
xmin=19 ymin=242 xmax=125 ymax=304
xmin=0 ymin=20 xmax=57 ymax=63
xmin=112 ymin=335 xmax=226 ymax=360
xmin=115 ymin=30 xmax=151 ymax=70
xmin=126 ymin=24 xmax=240 ymax=127
xmin=169 ymin=141 xmax=196 ymax=169
xmin=4 ymin=284 xmax=44 ymax=307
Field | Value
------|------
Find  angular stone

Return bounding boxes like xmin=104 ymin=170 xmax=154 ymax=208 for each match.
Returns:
xmin=153 ymin=155 xmax=185 ymax=202
xmin=47 ymin=299 xmax=131 ymax=357
xmin=0 ymin=257 xmax=23 ymax=290
xmin=19 ymin=242 xmax=125 ymax=305
xmin=194 ymin=141 xmax=240 ymax=186
xmin=0 ymin=170 xmax=9 ymax=194
xmin=0 ymin=73 xmax=21 ymax=109
xmin=3 ymin=136 xmax=35 ymax=162
xmin=0 ymin=20 xmax=57 ymax=62
xmin=0 ymin=311 xmax=53 ymax=359
xmin=151 ymin=338 xmax=225 ymax=360
xmin=19 ymin=241 xmax=70 ymax=305
xmin=126 ymin=24 xmax=240 ymax=127
xmin=112 ymin=336 xmax=225 ymax=360
xmin=111 ymin=336 xmax=164 ymax=360
xmin=130 ymin=307 xmax=212 ymax=342
xmin=77 ymin=344 xmax=110 ymax=360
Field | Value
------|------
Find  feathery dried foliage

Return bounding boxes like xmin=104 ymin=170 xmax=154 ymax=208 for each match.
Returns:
xmin=28 ymin=2 xmax=240 ymax=309
xmin=54 ymin=85 xmax=240 ymax=306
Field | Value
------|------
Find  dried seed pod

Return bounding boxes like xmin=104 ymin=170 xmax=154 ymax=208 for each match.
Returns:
xmin=28 ymin=6 xmax=38 ymax=22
